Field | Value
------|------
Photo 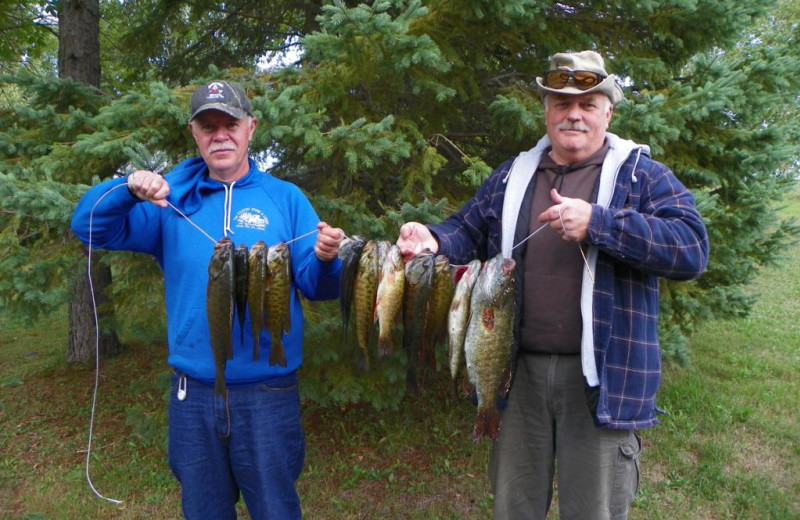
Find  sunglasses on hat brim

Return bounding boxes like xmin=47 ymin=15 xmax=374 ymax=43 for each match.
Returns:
xmin=542 ymin=70 xmax=607 ymax=90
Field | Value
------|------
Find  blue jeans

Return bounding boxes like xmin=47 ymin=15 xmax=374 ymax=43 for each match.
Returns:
xmin=168 ymin=372 xmax=305 ymax=520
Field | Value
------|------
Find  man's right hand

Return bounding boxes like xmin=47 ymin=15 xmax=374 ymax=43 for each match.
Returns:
xmin=127 ymin=170 xmax=170 ymax=208
xmin=396 ymin=222 xmax=438 ymax=261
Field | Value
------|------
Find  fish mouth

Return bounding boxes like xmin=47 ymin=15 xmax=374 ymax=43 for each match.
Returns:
xmin=501 ymin=258 xmax=516 ymax=273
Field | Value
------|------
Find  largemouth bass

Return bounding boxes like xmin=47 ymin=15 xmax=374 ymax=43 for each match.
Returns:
xmin=265 ymin=242 xmax=292 ymax=367
xmin=465 ymin=254 xmax=516 ymax=442
xmin=353 ymin=240 xmax=380 ymax=370
xmin=374 ymin=244 xmax=405 ymax=357
xmin=403 ymin=251 xmax=435 ymax=396
xmin=247 ymin=241 xmax=268 ymax=361
xmin=447 ymin=259 xmax=482 ymax=395
xmin=207 ymin=237 xmax=236 ymax=397
xmin=423 ymin=254 xmax=455 ymax=368
xmin=234 ymin=243 xmax=249 ymax=344
xmin=338 ymin=235 xmax=366 ymax=345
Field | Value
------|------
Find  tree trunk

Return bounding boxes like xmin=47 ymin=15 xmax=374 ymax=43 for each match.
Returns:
xmin=67 ymin=249 xmax=123 ymax=363
xmin=60 ymin=0 xmax=122 ymax=361
xmin=58 ymin=0 xmax=100 ymax=86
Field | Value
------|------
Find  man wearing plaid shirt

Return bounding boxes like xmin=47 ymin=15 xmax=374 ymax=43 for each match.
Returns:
xmin=397 ymin=50 xmax=709 ymax=520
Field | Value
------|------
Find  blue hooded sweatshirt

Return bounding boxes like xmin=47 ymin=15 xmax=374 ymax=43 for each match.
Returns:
xmin=71 ymin=157 xmax=341 ymax=385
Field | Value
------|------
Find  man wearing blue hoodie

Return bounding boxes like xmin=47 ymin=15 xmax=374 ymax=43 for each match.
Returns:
xmin=71 ymin=81 xmax=344 ymax=519
xmin=397 ymin=51 xmax=709 ymax=519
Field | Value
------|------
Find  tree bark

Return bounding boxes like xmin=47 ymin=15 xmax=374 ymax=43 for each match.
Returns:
xmin=58 ymin=0 xmax=100 ymax=86
xmin=60 ymin=0 xmax=122 ymax=362
xmin=67 ymin=250 xmax=123 ymax=363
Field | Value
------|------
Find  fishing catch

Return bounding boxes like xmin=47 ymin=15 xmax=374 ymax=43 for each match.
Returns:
xmin=247 ymin=240 xmax=268 ymax=361
xmin=265 ymin=242 xmax=292 ymax=367
xmin=207 ymin=237 xmax=236 ymax=397
xmin=465 ymin=254 xmax=516 ymax=442
xmin=374 ymin=243 xmax=405 ymax=357
xmin=448 ymin=259 xmax=482 ymax=395
xmin=353 ymin=240 xmax=380 ymax=370
xmin=402 ymin=251 xmax=435 ymax=395
xmin=338 ymin=235 xmax=366 ymax=346
xmin=423 ymin=254 xmax=455 ymax=368
xmin=234 ymin=243 xmax=249 ymax=344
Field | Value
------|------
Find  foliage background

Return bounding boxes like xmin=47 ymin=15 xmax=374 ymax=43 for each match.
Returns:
xmin=0 ymin=0 xmax=799 ymax=408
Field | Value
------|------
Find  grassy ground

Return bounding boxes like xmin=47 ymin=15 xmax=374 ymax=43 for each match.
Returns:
xmin=1 ymin=190 xmax=798 ymax=519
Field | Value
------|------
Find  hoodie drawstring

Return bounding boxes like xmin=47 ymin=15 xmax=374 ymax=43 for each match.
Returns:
xmin=631 ymin=148 xmax=642 ymax=183
xmin=223 ymin=182 xmax=236 ymax=237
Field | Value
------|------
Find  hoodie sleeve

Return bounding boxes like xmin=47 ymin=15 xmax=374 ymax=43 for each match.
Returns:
xmin=70 ymin=176 xmax=164 ymax=258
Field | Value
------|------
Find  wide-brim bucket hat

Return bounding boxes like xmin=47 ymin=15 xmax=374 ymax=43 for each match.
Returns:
xmin=535 ymin=50 xmax=624 ymax=105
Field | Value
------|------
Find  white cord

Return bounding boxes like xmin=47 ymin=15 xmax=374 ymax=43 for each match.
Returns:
xmin=85 ymin=184 xmax=126 ymax=507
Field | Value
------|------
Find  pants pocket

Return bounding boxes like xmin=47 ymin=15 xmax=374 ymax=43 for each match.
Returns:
xmin=609 ymin=431 xmax=641 ymax=518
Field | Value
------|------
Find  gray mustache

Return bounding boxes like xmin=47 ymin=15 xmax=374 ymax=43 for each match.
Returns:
xmin=209 ymin=144 xmax=237 ymax=153
xmin=556 ymin=123 xmax=590 ymax=132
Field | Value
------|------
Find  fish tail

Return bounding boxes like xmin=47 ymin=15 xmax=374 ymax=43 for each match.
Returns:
xmin=341 ymin=318 xmax=349 ymax=348
xmin=406 ymin=367 xmax=419 ymax=397
xmin=457 ymin=373 xmax=473 ymax=399
xmin=377 ymin=334 xmax=393 ymax=358
xmin=269 ymin=335 xmax=287 ymax=367
xmin=451 ymin=368 xmax=469 ymax=398
xmin=358 ymin=344 xmax=371 ymax=372
xmin=451 ymin=377 xmax=461 ymax=398
xmin=472 ymin=408 xmax=501 ymax=443
xmin=215 ymin=367 xmax=227 ymax=397
xmin=419 ymin=338 xmax=436 ymax=370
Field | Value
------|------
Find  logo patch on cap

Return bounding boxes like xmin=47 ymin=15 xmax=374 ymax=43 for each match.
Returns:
xmin=206 ymin=82 xmax=226 ymax=100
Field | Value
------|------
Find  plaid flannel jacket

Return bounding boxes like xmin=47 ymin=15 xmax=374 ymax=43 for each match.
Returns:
xmin=429 ymin=134 xmax=709 ymax=429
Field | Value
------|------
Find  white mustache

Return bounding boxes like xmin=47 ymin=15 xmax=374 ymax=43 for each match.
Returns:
xmin=556 ymin=122 xmax=590 ymax=132
xmin=209 ymin=143 xmax=237 ymax=153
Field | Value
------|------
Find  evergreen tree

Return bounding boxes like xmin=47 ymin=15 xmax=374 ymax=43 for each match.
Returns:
xmin=1 ymin=0 xmax=797 ymax=406
xmin=0 ymin=0 xmax=56 ymax=73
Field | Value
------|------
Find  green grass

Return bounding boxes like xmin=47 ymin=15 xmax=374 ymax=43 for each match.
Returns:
xmin=2 ymin=190 xmax=799 ymax=519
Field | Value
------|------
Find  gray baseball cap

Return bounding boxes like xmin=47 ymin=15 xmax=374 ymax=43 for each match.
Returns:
xmin=189 ymin=80 xmax=253 ymax=121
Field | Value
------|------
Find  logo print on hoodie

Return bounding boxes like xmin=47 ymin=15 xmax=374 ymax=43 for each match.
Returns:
xmin=233 ymin=208 xmax=269 ymax=231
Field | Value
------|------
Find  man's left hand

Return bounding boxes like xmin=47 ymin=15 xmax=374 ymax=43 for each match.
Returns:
xmin=538 ymin=188 xmax=592 ymax=242
xmin=314 ymin=221 xmax=344 ymax=261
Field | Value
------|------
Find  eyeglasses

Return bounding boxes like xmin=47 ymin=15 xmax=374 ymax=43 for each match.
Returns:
xmin=542 ymin=70 xmax=607 ymax=90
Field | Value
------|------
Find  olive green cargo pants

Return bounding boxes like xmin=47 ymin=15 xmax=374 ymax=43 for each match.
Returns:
xmin=489 ymin=353 xmax=641 ymax=520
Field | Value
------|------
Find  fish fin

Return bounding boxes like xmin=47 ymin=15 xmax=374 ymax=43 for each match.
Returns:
xmin=472 ymin=408 xmax=501 ymax=443
xmin=501 ymin=365 xmax=514 ymax=397
xmin=282 ymin=315 xmax=292 ymax=335
xmin=269 ymin=337 xmax=287 ymax=367
xmin=377 ymin=335 xmax=393 ymax=358
xmin=461 ymin=376 xmax=474 ymax=399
